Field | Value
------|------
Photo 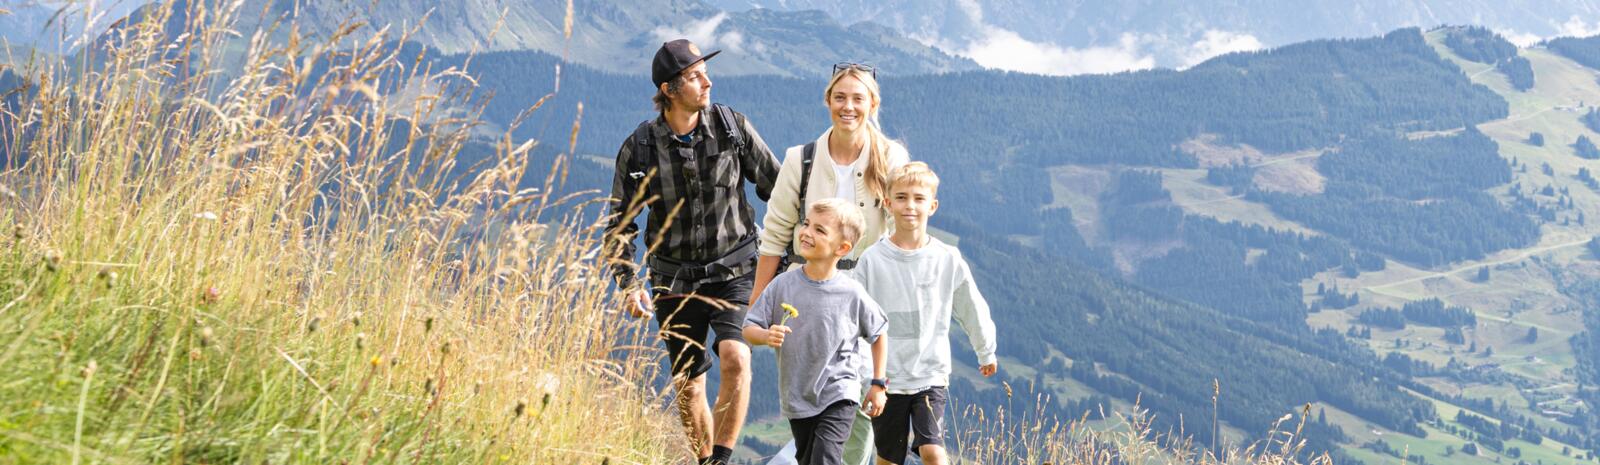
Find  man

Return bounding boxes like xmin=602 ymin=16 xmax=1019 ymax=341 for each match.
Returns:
xmin=604 ymin=38 xmax=782 ymax=465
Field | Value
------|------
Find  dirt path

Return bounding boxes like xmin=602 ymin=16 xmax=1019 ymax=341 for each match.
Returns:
xmin=1364 ymin=238 xmax=1589 ymax=293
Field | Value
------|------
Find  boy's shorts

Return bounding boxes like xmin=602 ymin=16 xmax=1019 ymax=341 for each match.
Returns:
xmin=871 ymin=386 xmax=948 ymax=464
xmin=789 ymin=399 xmax=858 ymax=465
xmin=651 ymin=273 xmax=752 ymax=378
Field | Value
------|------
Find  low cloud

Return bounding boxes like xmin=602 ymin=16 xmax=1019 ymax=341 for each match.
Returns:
xmin=1182 ymin=30 xmax=1264 ymax=67
xmin=651 ymin=13 xmax=745 ymax=53
xmin=947 ymin=0 xmax=1153 ymax=76
xmin=1558 ymin=16 xmax=1600 ymax=38
xmin=1495 ymin=28 xmax=1543 ymax=47
xmin=961 ymin=28 xmax=1155 ymax=76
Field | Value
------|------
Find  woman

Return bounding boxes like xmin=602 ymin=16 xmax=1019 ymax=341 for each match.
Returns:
xmin=750 ymin=62 xmax=909 ymax=465
xmin=752 ymin=63 xmax=910 ymax=303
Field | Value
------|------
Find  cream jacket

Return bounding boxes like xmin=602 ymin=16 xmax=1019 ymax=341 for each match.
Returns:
xmin=759 ymin=129 xmax=911 ymax=260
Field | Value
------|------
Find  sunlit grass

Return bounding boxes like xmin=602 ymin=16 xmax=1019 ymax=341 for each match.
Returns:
xmin=0 ymin=1 xmax=677 ymax=462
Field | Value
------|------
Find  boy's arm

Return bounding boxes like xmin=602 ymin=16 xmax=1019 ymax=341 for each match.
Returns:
xmin=864 ymin=333 xmax=887 ymax=417
xmin=952 ymin=258 xmax=999 ymax=373
xmin=742 ymin=281 xmax=789 ymax=347
xmin=858 ymin=288 xmax=889 ymax=417
xmin=743 ymin=323 xmax=790 ymax=347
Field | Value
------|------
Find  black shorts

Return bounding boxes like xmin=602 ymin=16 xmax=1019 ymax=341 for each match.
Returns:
xmin=789 ymin=400 xmax=858 ymax=465
xmin=651 ymin=273 xmax=753 ymax=378
xmin=871 ymin=386 xmax=948 ymax=464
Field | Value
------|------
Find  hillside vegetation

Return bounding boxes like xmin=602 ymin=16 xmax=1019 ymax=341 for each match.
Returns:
xmin=0 ymin=3 xmax=680 ymax=462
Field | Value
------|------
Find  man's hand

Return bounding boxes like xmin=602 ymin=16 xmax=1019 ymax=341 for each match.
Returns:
xmin=625 ymin=288 xmax=653 ymax=318
xmin=863 ymin=385 xmax=887 ymax=417
xmin=765 ymin=325 xmax=791 ymax=348
xmin=979 ymin=363 xmax=998 ymax=377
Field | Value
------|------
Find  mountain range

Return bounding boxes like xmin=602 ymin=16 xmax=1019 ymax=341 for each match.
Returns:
xmin=1 ymin=0 xmax=977 ymax=76
xmin=706 ymin=0 xmax=1600 ymax=74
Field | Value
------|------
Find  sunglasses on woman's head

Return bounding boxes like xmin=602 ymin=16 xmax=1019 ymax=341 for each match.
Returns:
xmin=832 ymin=62 xmax=877 ymax=79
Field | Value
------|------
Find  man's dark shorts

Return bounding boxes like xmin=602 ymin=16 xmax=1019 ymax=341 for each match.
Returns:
xmin=872 ymin=386 xmax=948 ymax=464
xmin=651 ymin=273 xmax=753 ymax=379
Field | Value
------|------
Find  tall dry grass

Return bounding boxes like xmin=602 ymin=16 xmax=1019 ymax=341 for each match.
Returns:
xmin=946 ymin=393 xmax=1336 ymax=465
xmin=0 ymin=0 xmax=680 ymax=463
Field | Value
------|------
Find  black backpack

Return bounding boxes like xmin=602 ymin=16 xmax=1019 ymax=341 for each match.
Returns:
xmin=781 ymin=142 xmax=848 ymax=269
xmin=627 ymin=103 xmax=746 ymax=179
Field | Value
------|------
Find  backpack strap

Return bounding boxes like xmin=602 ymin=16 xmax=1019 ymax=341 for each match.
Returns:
xmin=711 ymin=103 xmax=746 ymax=152
xmin=629 ymin=120 xmax=654 ymax=181
xmin=781 ymin=142 xmax=818 ymax=266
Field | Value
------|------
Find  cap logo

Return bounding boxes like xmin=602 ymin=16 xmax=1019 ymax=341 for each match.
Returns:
xmin=687 ymin=43 xmax=701 ymax=56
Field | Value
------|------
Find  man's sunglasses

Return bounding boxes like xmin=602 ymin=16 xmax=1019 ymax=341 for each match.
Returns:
xmin=832 ymin=62 xmax=877 ymax=79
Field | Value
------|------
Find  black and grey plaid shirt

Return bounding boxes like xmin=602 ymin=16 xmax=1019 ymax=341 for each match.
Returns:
xmin=605 ymin=107 xmax=780 ymax=290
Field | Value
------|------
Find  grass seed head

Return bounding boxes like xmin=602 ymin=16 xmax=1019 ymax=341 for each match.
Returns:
xmin=356 ymin=332 xmax=367 ymax=350
xmin=42 ymin=249 xmax=62 ymax=271
xmin=96 ymin=269 xmax=118 ymax=289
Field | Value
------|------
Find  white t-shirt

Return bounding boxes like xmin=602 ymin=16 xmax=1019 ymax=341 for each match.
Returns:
xmin=834 ymin=164 xmax=856 ymax=203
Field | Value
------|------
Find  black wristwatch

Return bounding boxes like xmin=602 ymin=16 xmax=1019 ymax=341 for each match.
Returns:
xmin=870 ymin=378 xmax=888 ymax=389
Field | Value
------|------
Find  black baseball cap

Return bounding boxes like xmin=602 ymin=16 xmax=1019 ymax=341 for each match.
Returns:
xmin=652 ymin=39 xmax=721 ymax=87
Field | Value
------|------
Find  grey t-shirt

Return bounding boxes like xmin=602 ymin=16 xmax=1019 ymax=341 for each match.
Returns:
xmin=746 ymin=268 xmax=887 ymax=419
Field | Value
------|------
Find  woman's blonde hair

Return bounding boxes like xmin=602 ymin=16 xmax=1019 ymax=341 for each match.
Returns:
xmin=824 ymin=68 xmax=893 ymax=202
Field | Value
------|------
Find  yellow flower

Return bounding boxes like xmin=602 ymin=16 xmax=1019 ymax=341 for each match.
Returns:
xmin=779 ymin=303 xmax=800 ymax=325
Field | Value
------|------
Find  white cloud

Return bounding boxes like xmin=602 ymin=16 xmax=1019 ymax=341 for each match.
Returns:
xmin=1494 ymin=28 xmax=1542 ymax=48
xmin=942 ymin=0 xmax=1156 ymax=76
xmin=1182 ymin=30 xmax=1263 ymax=67
xmin=651 ymin=13 xmax=744 ymax=53
xmin=962 ymin=28 xmax=1155 ymax=76
xmin=1557 ymin=15 xmax=1600 ymax=38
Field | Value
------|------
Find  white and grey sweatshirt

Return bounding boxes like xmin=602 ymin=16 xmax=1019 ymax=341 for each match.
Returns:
xmin=850 ymin=236 xmax=997 ymax=394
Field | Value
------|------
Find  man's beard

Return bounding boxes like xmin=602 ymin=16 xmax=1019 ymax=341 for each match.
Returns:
xmin=671 ymin=90 xmax=708 ymax=113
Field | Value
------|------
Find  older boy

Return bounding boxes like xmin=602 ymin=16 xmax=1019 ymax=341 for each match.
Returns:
xmin=852 ymin=162 xmax=998 ymax=465
xmin=744 ymin=198 xmax=889 ymax=465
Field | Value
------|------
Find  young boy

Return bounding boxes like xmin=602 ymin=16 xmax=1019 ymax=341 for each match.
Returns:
xmin=744 ymin=198 xmax=889 ymax=465
xmin=852 ymin=162 xmax=998 ymax=465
